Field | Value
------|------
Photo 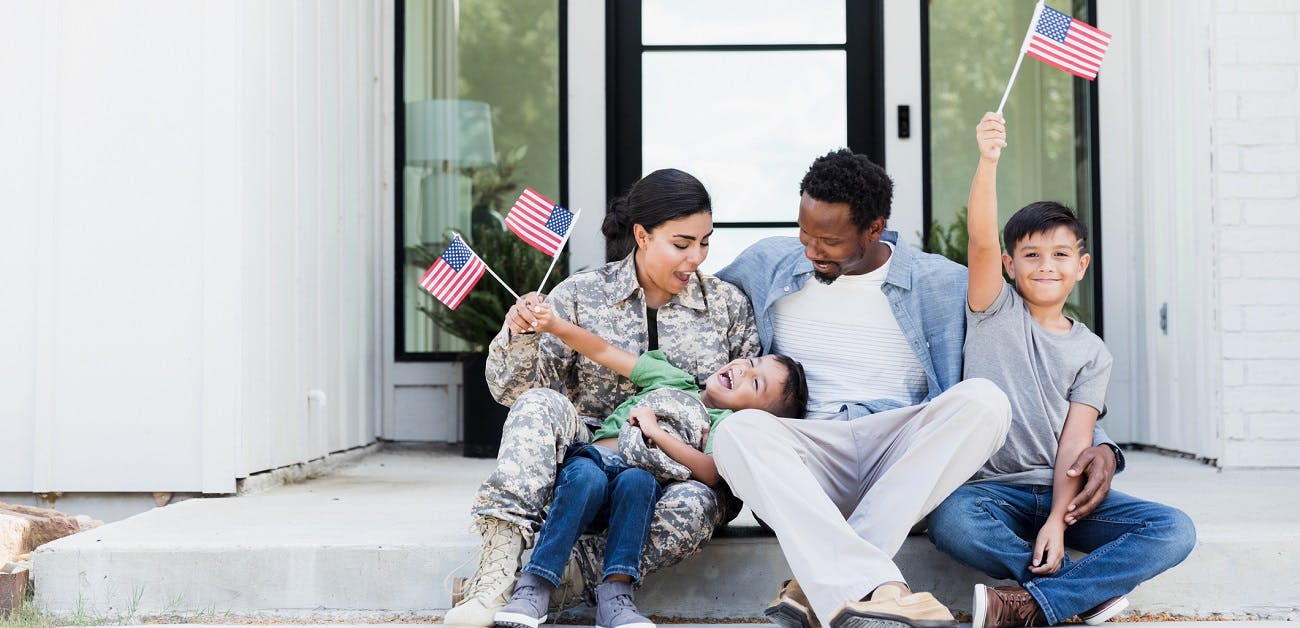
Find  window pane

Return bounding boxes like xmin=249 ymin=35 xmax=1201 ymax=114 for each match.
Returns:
xmin=643 ymin=51 xmax=847 ymax=224
xmin=401 ymin=0 xmax=560 ymax=353
xmin=926 ymin=0 xmax=1096 ymax=326
xmin=642 ymin=0 xmax=846 ymax=46
xmin=700 ymin=226 xmax=800 ymax=275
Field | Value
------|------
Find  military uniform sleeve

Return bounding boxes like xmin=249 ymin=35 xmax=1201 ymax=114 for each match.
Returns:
xmin=484 ymin=281 xmax=581 ymax=406
xmin=725 ymin=283 xmax=761 ymax=360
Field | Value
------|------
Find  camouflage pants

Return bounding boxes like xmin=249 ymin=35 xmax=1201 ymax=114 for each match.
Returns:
xmin=470 ymin=387 xmax=721 ymax=589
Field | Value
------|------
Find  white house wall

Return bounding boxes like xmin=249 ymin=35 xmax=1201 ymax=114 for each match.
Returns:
xmin=1102 ymin=0 xmax=1300 ymax=467
xmin=1209 ymin=0 xmax=1300 ymax=467
xmin=236 ymin=0 xmax=386 ymax=478
xmin=0 ymin=0 xmax=386 ymax=494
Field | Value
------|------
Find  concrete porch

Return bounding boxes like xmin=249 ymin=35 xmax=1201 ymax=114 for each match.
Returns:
xmin=31 ymin=445 xmax=1300 ymax=622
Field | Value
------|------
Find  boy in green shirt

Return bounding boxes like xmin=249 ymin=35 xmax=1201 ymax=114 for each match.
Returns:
xmin=494 ymin=303 xmax=807 ymax=628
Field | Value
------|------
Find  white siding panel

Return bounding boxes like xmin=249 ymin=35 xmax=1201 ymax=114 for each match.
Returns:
xmin=1 ymin=0 xmax=385 ymax=491
xmin=0 ymin=1 xmax=44 ymax=492
xmin=49 ymin=1 xmax=208 ymax=490
xmin=1100 ymin=0 xmax=1218 ymax=459
xmin=237 ymin=0 xmax=385 ymax=476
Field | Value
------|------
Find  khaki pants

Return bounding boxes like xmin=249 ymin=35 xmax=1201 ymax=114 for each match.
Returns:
xmin=713 ymin=378 xmax=1011 ymax=622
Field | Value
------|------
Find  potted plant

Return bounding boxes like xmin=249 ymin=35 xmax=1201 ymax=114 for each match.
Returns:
xmin=407 ymin=147 xmax=570 ymax=457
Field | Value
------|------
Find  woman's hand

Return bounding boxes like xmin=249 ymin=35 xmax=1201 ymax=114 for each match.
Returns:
xmin=1029 ymin=520 xmax=1067 ymax=575
xmin=505 ymin=292 xmax=546 ymax=334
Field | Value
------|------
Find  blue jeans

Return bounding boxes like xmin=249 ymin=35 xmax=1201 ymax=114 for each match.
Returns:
xmin=928 ymin=483 xmax=1196 ymax=624
xmin=523 ymin=443 xmax=663 ymax=586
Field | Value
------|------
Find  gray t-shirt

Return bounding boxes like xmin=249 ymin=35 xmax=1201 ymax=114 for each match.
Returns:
xmin=964 ymin=283 xmax=1113 ymax=485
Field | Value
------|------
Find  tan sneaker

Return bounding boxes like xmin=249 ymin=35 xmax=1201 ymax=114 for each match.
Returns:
xmin=444 ymin=517 xmax=525 ymax=628
xmin=971 ymin=584 xmax=1047 ymax=628
xmin=764 ymin=579 xmax=820 ymax=628
xmin=829 ymin=584 xmax=957 ymax=628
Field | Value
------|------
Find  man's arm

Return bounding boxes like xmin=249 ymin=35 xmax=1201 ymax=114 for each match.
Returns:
xmin=1065 ymin=443 xmax=1118 ymax=524
xmin=968 ymin=112 xmax=1008 ymax=313
xmin=533 ymin=304 xmax=637 ymax=378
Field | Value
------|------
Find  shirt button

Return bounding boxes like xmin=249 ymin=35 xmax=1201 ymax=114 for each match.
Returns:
xmin=783 ymin=286 xmax=791 ymax=292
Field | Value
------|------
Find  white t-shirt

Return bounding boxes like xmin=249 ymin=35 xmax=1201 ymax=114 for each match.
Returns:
xmin=771 ymin=243 xmax=928 ymax=419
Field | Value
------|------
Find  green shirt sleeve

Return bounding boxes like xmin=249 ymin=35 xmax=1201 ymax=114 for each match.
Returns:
xmin=629 ymin=350 xmax=698 ymax=392
xmin=591 ymin=351 xmax=700 ymax=443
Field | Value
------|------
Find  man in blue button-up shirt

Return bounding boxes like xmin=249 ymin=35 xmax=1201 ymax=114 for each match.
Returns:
xmin=712 ymin=150 xmax=1124 ymax=628
xmin=711 ymin=149 xmax=1011 ymax=628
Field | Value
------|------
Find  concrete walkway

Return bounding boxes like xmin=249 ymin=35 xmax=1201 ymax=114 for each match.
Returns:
xmin=111 ymin=624 xmax=1300 ymax=628
xmin=33 ymin=445 xmax=1300 ymax=622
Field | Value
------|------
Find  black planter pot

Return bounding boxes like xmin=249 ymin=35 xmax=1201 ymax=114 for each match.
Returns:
xmin=461 ymin=352 xmax=509 ymax=458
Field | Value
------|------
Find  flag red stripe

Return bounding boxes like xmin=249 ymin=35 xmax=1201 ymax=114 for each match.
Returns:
xmin=1064 ymin=34 xmax=1106 ymax=61
xmin=510 ymin=201 xmax=552 ymax=224
xmin=1029 ymin=36 xmax=1102 ymax=71
xmin=1027 ymin=46 xmax=1097 ymax=78
xmin=1031 ymin=34 xmax=1104 ymax=65
xmin=1027 ymin=48 xmax=1096 ymax=80
xmin=518 ymin=194 xmax=553 ymax=215
xmin=1030 ymin=41 xmax=1101 ymax=73
xmin=443 ymin=260 xmax=485 ymax=309
xmin=521 ymin=187 xmax=556 ymax=208
xmin=1070 ymin=27 xmax=1110 ymax=49
xmin=437 ymin=258 xmax=485 ymax=309
xmin=504 ymin=214 xmax=564 ymax=249
xmin=421 ymin=254 xmax=486 ymax=310
xmin=1068 ymin=19 xmax=1111 ymax=41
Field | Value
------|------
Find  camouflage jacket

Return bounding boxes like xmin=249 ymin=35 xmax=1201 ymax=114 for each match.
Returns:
xmin=486 ymin=252 xmax=760 ymax=424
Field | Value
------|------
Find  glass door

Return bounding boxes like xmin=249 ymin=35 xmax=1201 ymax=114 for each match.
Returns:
xmin=608 ymin=0 xmax=887 ymax=272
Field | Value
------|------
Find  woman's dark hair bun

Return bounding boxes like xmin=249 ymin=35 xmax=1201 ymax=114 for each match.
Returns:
xmin=601 ymin=196 xmax=632 ymax=241
xmin=602 ymin=168 xmax=711 ymax=261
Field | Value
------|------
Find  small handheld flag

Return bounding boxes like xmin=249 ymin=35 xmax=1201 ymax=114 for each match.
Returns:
xmin=505 ymin=188 xmax=576 ymax=257
xmin=1026 ymin=4 xmax=1111 ymax=81
xmin=996 ymin=1 xmax=1112 ymax=114
xmin=419 ymin=235 xmax=521 ymax=310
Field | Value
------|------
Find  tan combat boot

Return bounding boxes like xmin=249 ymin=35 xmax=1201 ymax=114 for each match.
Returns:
xmin=444 ymin=517 xmax=526 ymax=627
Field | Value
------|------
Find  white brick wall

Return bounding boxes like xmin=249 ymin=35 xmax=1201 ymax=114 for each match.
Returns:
xmin=1213 ymin=0 xmax=1300 ymax=466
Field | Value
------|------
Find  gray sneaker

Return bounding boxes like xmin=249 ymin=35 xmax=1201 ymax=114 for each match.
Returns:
xmin=595 ymin=581 xmax=655 ymax=628
xmin=494 ymin=573 xmax=551 ymax=628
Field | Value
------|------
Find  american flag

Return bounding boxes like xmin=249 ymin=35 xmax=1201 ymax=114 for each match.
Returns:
xmin=1026 ymin=4 xmax=1111 ymax=81
xmin=419 ymin=235 xmax=486 ymax=310
xmin=505 ymin=188 xmax=575 ymax=257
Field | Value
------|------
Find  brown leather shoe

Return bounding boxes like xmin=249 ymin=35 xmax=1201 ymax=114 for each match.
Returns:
xmin=765 ymin=579 xmax=820 ymax=628
xmin=829 ymin=587 xmax=957 ymax=628
xmin=1079 ymin=595 xmax=1129 ymax=625
xmin=971 ymin=584 xmax=1047 ymax=628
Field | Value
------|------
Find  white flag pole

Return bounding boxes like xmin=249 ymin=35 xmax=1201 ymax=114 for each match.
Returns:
xmin=535 ymin=209 xmax=582 ymax=295
xmin=456 ymin=235 xmax=521 ymax=301
xmin=996 ymin=0 xmax=1046 ymax=115
xmin=483 ymin=262 xmax=522 ymax=301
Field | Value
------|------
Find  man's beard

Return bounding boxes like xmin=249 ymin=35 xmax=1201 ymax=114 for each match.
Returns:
xmin=813 ymin=270 xmax=838 ymax=285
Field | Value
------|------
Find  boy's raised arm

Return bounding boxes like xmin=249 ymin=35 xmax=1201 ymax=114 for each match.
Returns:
xmin=967 ymin=112 xmax=1008 ymax=313
xmin=532 ymin=304 xmax=638 ymax=378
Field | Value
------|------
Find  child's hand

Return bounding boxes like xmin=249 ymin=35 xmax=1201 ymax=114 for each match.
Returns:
xmin=628 ymin=407 xmax=664 ymax=439
xmin=530 ymin=303 xmax=558 ymax=333
xmin=976 ymin=112 xmax=1007 ymax=163
xmin=1029 ymin=520 xmax=1066 ymax=575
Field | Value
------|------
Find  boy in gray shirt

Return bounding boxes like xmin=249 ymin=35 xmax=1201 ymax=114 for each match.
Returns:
xmin=926 ymin=113 xmax=1197 ymax=628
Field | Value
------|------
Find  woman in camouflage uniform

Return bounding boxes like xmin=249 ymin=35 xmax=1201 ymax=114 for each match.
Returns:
xmin=445 ymin=168 xmax=760 ymax=627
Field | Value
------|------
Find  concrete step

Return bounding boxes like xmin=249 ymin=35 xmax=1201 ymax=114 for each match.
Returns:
xmin=32 ymin=447 xmax=1300 ymax=621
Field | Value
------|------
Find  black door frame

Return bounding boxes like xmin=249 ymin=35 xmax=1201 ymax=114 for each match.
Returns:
xmin=606 ymin=1 xmax=885 ymax=243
